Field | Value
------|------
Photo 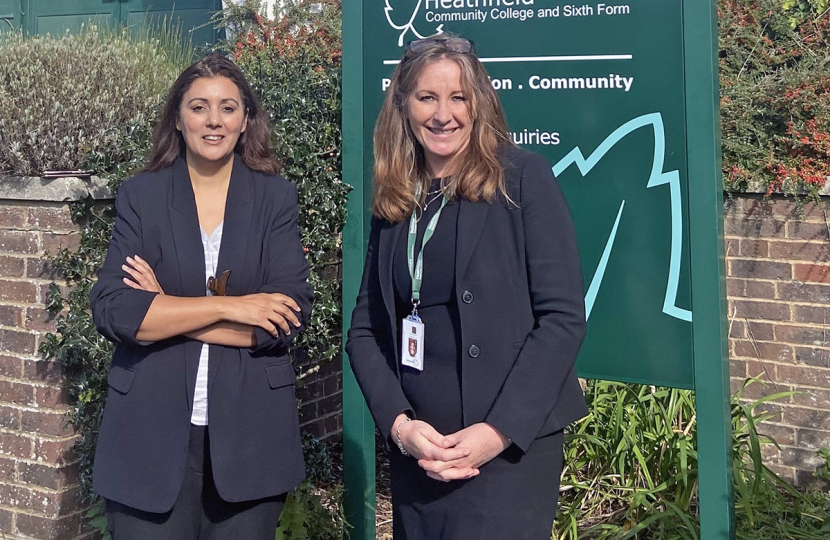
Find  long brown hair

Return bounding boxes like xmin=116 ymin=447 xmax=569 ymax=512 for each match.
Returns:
xmin=144 ymin=53 xmax=279 ymax=175
xmin=373 ymin=36 xmax=513 ymax=222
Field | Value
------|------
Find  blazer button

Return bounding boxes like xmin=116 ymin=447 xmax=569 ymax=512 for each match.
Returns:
xmin=462 ymin=290 xmax=474 ymax=304
xmin=468 ymin=345 xmax=480 ymax=358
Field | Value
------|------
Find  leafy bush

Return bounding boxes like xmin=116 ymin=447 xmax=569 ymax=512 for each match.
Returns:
xmin=0 ymin=25 xmax=190 ymax=176
xmin=554 ymin=378 xmax=830 ymax=539
xmin=720 ymin=0 xmax=830 ymax=198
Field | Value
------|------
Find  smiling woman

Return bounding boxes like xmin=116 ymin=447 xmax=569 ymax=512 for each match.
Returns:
xmin=89 ymin=53 xmax=312 ymax=540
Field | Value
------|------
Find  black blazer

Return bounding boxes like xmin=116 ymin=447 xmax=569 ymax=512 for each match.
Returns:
xmin=89 ymin=156 xmax=313 ymax=513
xmin=346 ymin=146 xmax=588 ymax=453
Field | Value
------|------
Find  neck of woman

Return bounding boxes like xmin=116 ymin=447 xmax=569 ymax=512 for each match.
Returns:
xmin=186 ymin=152 xmax=235 ymax=188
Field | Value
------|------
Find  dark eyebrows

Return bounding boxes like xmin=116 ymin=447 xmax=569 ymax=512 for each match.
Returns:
xmin=185 ymin=97 xmax=241 ymax=107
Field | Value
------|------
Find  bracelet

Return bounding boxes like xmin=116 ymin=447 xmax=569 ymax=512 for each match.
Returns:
xmin=394 ymin=417 xmax=412 ymax=457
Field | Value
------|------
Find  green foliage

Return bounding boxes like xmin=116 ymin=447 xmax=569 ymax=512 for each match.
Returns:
xmin=214 ymin=0 xmax=348 ymax=360
xmin=554 ymin=378 xmax=830 ymax=539
xmin=720 ymin=0 xmax=830 ymax=199
xmin=277 ymin=481 xmax=347 ymax=540
xmin=0 ymin=24 xmax=190 ymax=176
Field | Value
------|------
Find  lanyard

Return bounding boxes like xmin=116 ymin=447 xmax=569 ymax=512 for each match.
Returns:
xmin=407 ymin=185 xmax=448 ymax=314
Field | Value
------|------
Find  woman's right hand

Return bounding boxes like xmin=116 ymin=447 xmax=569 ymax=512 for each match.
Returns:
xmin=393 ymin=415 xmax=474 ymax=472
xmin=226 ymin=293 xmax=302 ymax=337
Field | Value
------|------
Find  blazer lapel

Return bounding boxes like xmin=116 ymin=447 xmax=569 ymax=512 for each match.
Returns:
xmin=379 ymin=220 xmax=404 ymax=370
xmin=209 ymin=156 xmax=253 ymax=393
xmin=169 ymin=157 xmax=207 ymax=412
xmin=456 ymin=198 xmax=489 ymax=281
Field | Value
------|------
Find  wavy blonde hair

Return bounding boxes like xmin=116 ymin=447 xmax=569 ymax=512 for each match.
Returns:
xmin=372 ymin=37 xmax=514 ymax=222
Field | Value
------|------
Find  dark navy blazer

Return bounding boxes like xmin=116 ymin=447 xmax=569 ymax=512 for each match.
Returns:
xmin=346 ymin=146 xmax=588 ymax=453
xmin=89 ymin=156 xmax=312 ymax=513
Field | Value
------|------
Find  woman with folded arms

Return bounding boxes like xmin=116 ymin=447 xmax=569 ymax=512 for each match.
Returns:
xmin=89 ymin=53 xmax=312 ymax=540
xmin=346 ymin=35 xmax=588 ymax=539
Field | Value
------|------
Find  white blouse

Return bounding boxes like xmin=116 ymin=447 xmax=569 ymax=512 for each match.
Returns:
xmin=190 ymin=222 xmax=224 ymax=426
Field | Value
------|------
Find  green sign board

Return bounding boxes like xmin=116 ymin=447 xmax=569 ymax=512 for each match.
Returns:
xmin=342 ymin=0 xmax=732 ymax=538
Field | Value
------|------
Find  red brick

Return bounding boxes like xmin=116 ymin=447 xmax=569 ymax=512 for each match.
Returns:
xmin=24 ymin=307 xmax=58 ymax=332
xmin=779 ymin=282 xmax=830 ymax=302
xmin=0 ymin=405 xmax=20 ymax=429
xmin=739 ymin=239 xmax=769 ymax=257
xmin=745 ymin=360 xmax=775 ymax=379
xmin=797 ymin=428 xmax=830 ymax=450
xmin=759 ymin=423 xmax=796 ymax=446
xmin=775 ymin=325 xmax=829 ymax=346
xmin=729 ymin=358 xmax=746 ymax=378
xmin=0 ymin=508 xmax=10 ymax=533
xmin=730 ymin=300 xmax=790 ymax=321
xmin=23 ymin=360 xmax=65 ymax=386
xmin=27 ymin=207 xmax=76 ymax=231
xmin=0 ymin=380 xmax=34 ymax=406
xmin=0 ymin=305 xmax=21 ymax=326
xmin=729 ymin=260 xmax=792 ymax=280
xmin=0 ymin=206 xmax=26 ymax=228
xmin=41 ymin=232 xmax=80 ymax=255
xmin=732 ymin=340 xmax=794 ymax=362
xmin=746 ymin=321 xmax=775 ymax=341
xmin=0 ymin=482 xmax=33 ymax=511
xmin=18 ymin=462 xmax=78 ymax=490
xmin=745 ymin=280 xmax=776 ymax=299
xmin=26 ymin=257 xmax=62 ymax=280
xmin=792 ymin=387 xmax=830 ymax=409
xmin=784 ymin=408 xmax=830 ymax=430
xmin=724 ymin=217 xmax=785 ymax=238
xmin=767 ymin=464 xmax=797 ymax=484
xmin=730 ymin=376 xmax=745 ymax=393
xmin=0 ymin=279 xmax=38 ymax=302
xmin=31 ymin=485 xmax=82 ymax=517
xmin=34 ymin=386 xmax=68 ymax=408
xmin=793 ymin=305 xmax=830 ymax=325
xmin=0 ymin=328 xmax=36 ymax=354
xmin=723 ymin=198 xmax=743 ymax=216
xmin=742 ymin=198 xmax=774 ymax=217
xmin=0 ymin=230 xmax=38 ymax=254
xmin=0 ymin=355 xmax=22 ymax=379
xmin=21 ymin=410 xmax=74 ymax=437
xmin=0 ymin=456 xmax=14 ymax=481
xmin=787 ymin=221 xmax=830 ymax=241
xmin=726 ymin=278 xmax=745 ymax=297
xmin=794 ymin=347 xmax=830 ymax=368
xmin=794 ymin=263 xmax=830 ymax=283
xmin=0 ymin=431 xmax=32 ymax=459
xmin=15 ymin=512 xmax=81 ymax=539
xmin=769 ymin=241 xmax=830 ymax=262
xmin=760 ymin=443 xmax=782 ymax=462
xmin=729 ymin=320 xmax=745 ymax=339
xmin=778 ymin=364 xmax=830 ymax=387
xmin=0 ymin=255 xmax=25 ymax=277
xmin=33 ymin=437 xmax=77 ymax=465
xmin=736 ymin=377 xmax=790 ymax=401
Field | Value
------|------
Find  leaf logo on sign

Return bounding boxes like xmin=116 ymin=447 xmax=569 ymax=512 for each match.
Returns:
xmin=552 ymin=112 xmax=692 ymax=323
xmin=385 ymin=0 xmax=444 ymax=47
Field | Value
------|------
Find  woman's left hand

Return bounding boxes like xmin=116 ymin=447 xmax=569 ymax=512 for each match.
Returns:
xmin=417 ymin=422 xmax=511 ymax=482
xmin=122 ymin=255 xmax=165 ymax=295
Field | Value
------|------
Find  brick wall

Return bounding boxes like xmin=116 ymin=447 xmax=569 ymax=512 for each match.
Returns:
xmin=0 ymin=197 xmax=90 ymax=540
xmin=726 ymin=194 xmax=830 ymax=486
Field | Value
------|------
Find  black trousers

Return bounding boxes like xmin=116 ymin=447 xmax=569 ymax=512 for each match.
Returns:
xmin=106 ymin=425 xmax=286 ymax=540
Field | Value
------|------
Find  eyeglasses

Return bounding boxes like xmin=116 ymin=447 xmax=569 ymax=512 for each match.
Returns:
xmin=404 ymin=36 xmax=476 ymax=59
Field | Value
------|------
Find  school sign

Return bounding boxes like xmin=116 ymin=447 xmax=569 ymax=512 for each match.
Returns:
xmin=342 ymin=1 xmax=733 ymax=538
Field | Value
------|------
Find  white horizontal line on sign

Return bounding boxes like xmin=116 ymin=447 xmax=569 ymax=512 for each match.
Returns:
xmin=382 ymin=54 xmax=633 ymax=65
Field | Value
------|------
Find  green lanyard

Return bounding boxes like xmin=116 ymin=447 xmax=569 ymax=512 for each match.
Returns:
xmin=407 ymin=185 xmax=448 ymax=314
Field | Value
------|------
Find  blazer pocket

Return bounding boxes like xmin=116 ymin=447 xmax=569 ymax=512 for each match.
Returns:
xmin=265 ymin=363 xmax=296 ymax=389
xmin=108 ymin=365 xmax=136 ymax=394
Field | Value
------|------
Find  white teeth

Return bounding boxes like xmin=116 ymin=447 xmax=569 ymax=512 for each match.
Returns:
xmin=204 ymin=135 xmax=223 ymax=141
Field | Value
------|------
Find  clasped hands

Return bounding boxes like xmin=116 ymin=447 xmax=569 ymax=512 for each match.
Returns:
xmin=121 ymin=255 xmax=300 ymax=337
xmin=393 ymin=414 xmax=511 ymax=482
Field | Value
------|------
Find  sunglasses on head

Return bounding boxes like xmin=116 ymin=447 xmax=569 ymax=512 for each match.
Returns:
xmin=404 ymin=36 xmax=476 ymax=59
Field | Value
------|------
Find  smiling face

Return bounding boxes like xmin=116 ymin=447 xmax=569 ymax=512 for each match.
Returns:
xmin=407 ymin=58 xmax=472 ymax=178
xmin=176 ymin=76 xmax=248 ymax=168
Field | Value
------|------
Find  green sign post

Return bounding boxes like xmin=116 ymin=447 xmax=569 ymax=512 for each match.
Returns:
xmin=342 ymin=1 xmax=732 ymax=538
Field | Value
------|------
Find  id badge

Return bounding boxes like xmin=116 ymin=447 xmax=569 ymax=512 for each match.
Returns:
xmin=401 ymin=315 xmax=425 ymax=371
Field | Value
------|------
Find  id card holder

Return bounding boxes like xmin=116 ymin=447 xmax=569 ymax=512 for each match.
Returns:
xmin=401 ymin=315 xmax=425 ymax=371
